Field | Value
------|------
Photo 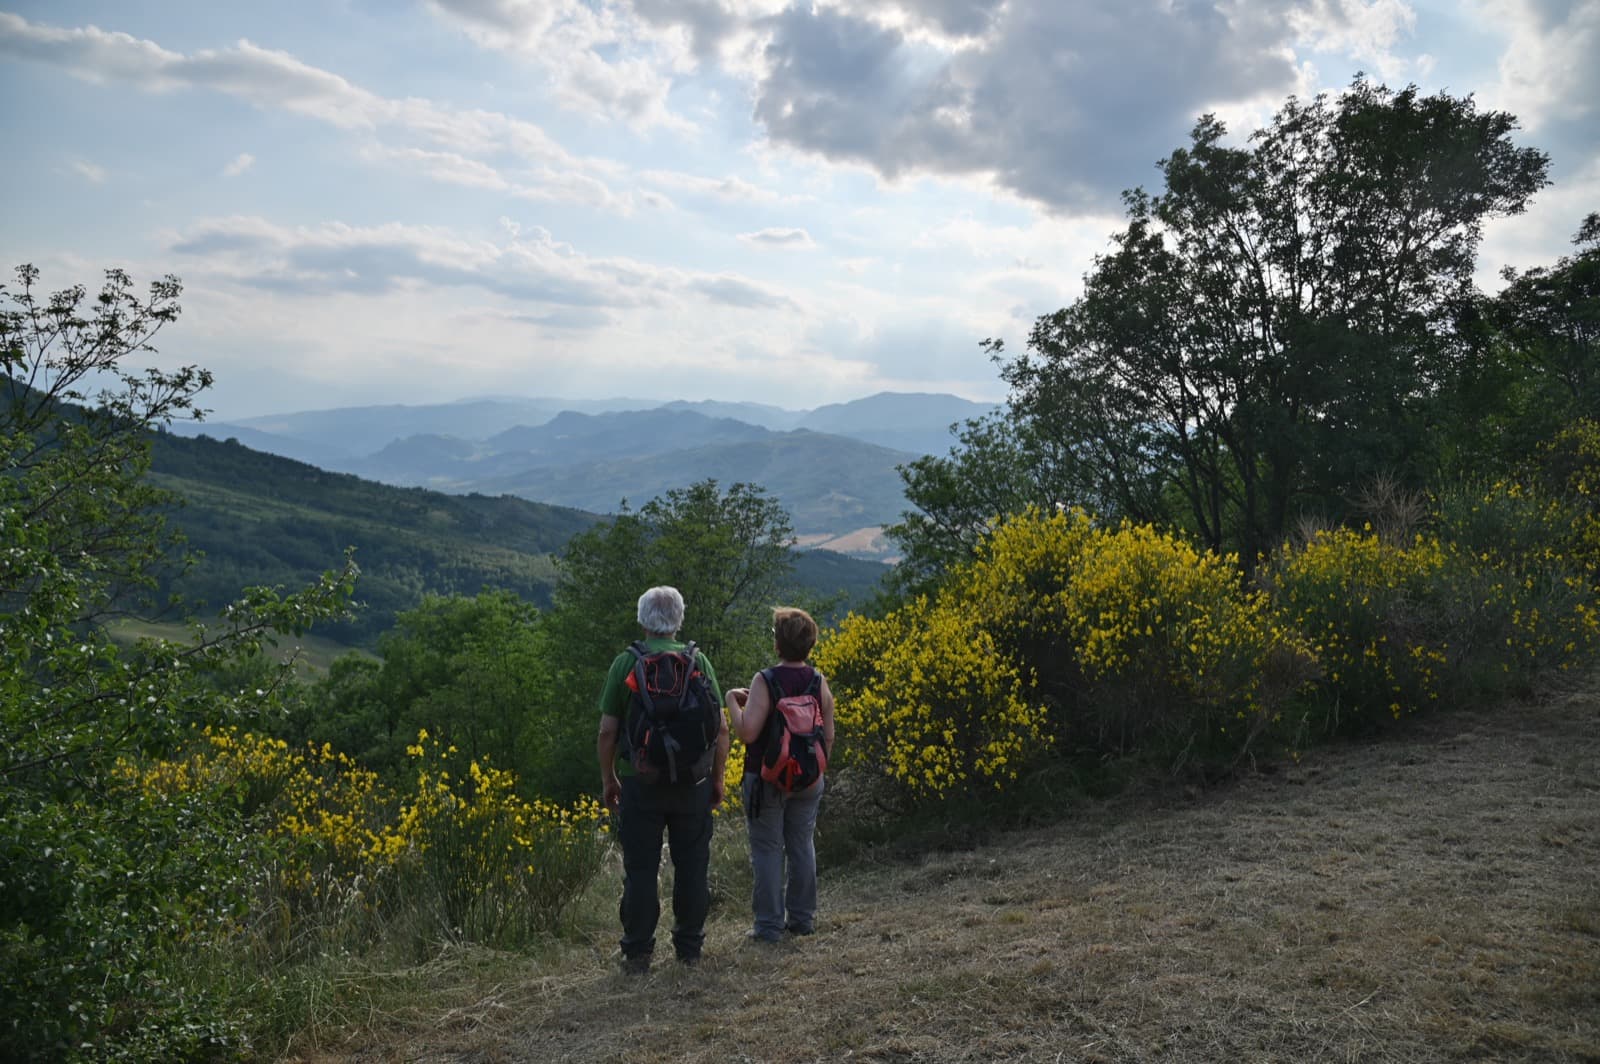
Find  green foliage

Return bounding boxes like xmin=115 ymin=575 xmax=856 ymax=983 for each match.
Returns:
xmin=289 ymin=590 xmax=549 ymax=787
xmin=149 ymin=430 xmax=593 ymax=645
xmin=895 ymin=79 xmax=1551 ymax=577
xmin=0 ymin=792 xmax=268 ymax=1060
xmin=889 ymin=411 xmax=1078 ymax=594
xmin=0 ymin=264 xmax=354 ymax=1060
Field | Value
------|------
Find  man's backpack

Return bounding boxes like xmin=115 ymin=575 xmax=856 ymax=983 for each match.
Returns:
xmin=757 ymin=666 xmax=827 ymax=793
xmin=623 ymin=641 xmax=717 ymax=785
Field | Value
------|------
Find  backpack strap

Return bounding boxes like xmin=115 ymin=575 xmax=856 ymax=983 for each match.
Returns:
xmin=627 ymin=641 xmax=655 ymax=716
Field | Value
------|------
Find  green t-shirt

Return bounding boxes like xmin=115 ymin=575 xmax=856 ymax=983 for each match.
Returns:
xmin=599 ymin=638 xmax=722 ymax=776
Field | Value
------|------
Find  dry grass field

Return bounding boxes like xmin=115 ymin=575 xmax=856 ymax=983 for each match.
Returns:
xmin=290 ymin=674 xmax=1600 ymax=1063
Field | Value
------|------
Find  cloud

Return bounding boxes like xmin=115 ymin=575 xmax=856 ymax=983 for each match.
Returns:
xmin=0 ymin=12 xmax=620 ymax=207
xmin=508 ymin=307 xmax=616 ymax=330
xmin=424 ymin=0 xmax=689 ymax=129
xmin=167 ymin=216 xmax=800 ymax=315
xmin=69 ymin=159 xmax=106 ymax=183
xmin=222 ymin=152 xmax=255 ymax=177
xmin=687 ymin=275 xmax=798 ymax=309
xmin=1475 ymin=0 xmax=1600 ymax=153
xmin=739 ymin=226 xmax=815 ymax=247
xmin=747 ymin=1 xmax=1306 ymax=212
xmin=1287 ymin=0 xmax=1419 ymax=81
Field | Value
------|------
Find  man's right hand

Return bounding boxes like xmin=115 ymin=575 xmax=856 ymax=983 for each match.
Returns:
xmin=602 ymin=776 xmax=621 ymax=810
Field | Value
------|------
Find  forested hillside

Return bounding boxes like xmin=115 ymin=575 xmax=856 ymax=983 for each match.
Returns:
xmin=149 ymin=429 xmax=597 ymax=644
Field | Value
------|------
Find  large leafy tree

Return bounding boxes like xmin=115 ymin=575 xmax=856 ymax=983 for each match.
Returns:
xmin=898 ymin=79 xmax=1550 ymax=573
xmin=293 ymin=590 xmax=546 ymax=780
xmin=888 ymin=411 xmax=1084 ymax=593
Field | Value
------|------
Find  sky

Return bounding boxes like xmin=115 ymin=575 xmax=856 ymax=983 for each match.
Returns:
xmin=1 ymin=0 xmax=1596 ymax=421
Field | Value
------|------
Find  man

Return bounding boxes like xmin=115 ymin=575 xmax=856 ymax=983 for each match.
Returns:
xmin=598 ymin=585 xmax=729 ymax=972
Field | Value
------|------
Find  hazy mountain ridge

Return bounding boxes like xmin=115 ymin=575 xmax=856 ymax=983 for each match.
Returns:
xmin=476 ymin=429 xmax=915 ymax=534
xmin=170 ymin=391 xmax=997 ymax=555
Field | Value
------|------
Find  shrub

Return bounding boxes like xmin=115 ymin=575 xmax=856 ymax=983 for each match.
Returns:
xmin=817 ymin=510 xmax=1313 ymax=800
xmin=0 ymin=793 xmax=262 ymax=1061
xmin=1435 ymin=481 xmax=1600 ymax=683
xmin=118 ymin=727 xmax=610 ymax=969
xmin=1263 ymin=528 xmax=1456 ymax=737
xmin=960 ymin=511 xmax=1313 ymax=764
xmin=395 ymin=731 xmax=607 ymax=947
xmin=816 ymin=593 xmax=1046 ymax=800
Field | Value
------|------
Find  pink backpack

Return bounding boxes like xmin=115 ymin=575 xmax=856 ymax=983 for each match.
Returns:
xmin=758 ymin=667 xmax=827 ymax=792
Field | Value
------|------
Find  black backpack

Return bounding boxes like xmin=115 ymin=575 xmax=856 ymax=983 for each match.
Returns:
xmin=757 ymin=666 xmax=827 ymax=793
xmin=622 ymin=640 xmax=717 ymax=784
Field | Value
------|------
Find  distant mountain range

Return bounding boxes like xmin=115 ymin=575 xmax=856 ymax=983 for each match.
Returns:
xmin=172 ymin=392 xmax=997 ymax=554
xmin=147 ymin=430 xmax=891 ymax=646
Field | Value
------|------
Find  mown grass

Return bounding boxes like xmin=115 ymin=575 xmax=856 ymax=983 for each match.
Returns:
xmin=276 ymin=670 xmax=1600 ymax=1063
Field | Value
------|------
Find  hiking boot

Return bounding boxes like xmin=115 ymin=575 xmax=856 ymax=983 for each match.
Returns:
xmin=784 ymin=922 xmax=814 ymax=937
xmin=620 ymin=953 xmax=651 ymax=975
xmin=744 ymin=928 xmax=782 ymax=944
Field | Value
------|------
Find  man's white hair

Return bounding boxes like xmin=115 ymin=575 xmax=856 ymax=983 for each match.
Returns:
xmin=637 ymin=585 xmax=685 ymax=635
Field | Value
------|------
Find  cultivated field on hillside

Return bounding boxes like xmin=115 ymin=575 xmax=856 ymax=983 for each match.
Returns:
xmin=290 ymin=675 xmax=1600 ymax=1063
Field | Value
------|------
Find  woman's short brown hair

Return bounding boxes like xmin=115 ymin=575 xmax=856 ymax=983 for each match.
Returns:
xmin=772 ymin=607 xmax=818 ymax=662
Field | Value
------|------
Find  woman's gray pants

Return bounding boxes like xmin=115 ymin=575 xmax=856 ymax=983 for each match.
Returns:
xmin=742 ymin=773 xmax=825 ymax=940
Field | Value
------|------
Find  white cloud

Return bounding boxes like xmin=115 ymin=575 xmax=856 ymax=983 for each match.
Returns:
xmin=739 ymin=227 xmax=816 ymax=248
xmin=0 ymin=12 xmax=620 ymax=207
xmin=69 ymin=159 xmax=106 ymax=183
xmin=1474 ymin=0 xmax=1600 ymax=138
xmin=424 ymin=0 xmax=691 ymax=130
xmin=166 ymin=215 xmax=798 ymax=313
xmin=222 ymin=152 xmax=255 ymax=177
xmin=1287 ymin=0 xmax=1419 ymax=81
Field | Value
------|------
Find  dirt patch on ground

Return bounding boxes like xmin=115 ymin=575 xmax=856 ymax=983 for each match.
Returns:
xmin=296 ymin=677 xmax=1600 ymax=1063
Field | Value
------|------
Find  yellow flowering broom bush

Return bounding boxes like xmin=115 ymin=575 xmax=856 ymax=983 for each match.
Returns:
xmin=118 ymin=727 xmax=401 ymax=906
xmin=1263 ymin=529 xmax=1456 ymax=736
xmin=1433 ymin=478 xmax=1600 ymax=685
xmin=818 ymin=509 xmax=1313 ymax=799
xmin=816 ymin=594 xmax=1047 ymax=799
xmin=398 ymin=731 xmax=606 ymax=944
xmin=962 ymin=510 xmax=1314 ymax=761
xmin=118 ymin=726 xmax=609 ymax=955
xmin=1536 ymin=418 xmax=1600 ymax=581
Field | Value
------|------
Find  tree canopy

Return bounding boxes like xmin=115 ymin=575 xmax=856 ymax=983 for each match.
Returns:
xmin=896 ymin=79 xmax=1552 ymax=575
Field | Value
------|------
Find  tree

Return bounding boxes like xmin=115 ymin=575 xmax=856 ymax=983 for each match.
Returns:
xmin=1 ymin=265 xmax=354 ymax=1055
xmin=899 ymin=79 xmax=1550 ymax=574
xmin=889 ymin=409 xmax=1087 ymax=594
xmin=1488 ymin=214 xmax=1600 ymax=450
xmin=374 ymin=585 xmax=550 ymax=777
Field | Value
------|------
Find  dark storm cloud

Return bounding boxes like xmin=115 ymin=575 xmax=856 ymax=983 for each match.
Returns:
xmin=751 ymin=0 xmax=1302 ymax=212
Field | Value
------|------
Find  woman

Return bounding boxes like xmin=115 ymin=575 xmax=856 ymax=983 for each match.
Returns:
xmin=725 ymin=607 xmax=836 ymax=941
